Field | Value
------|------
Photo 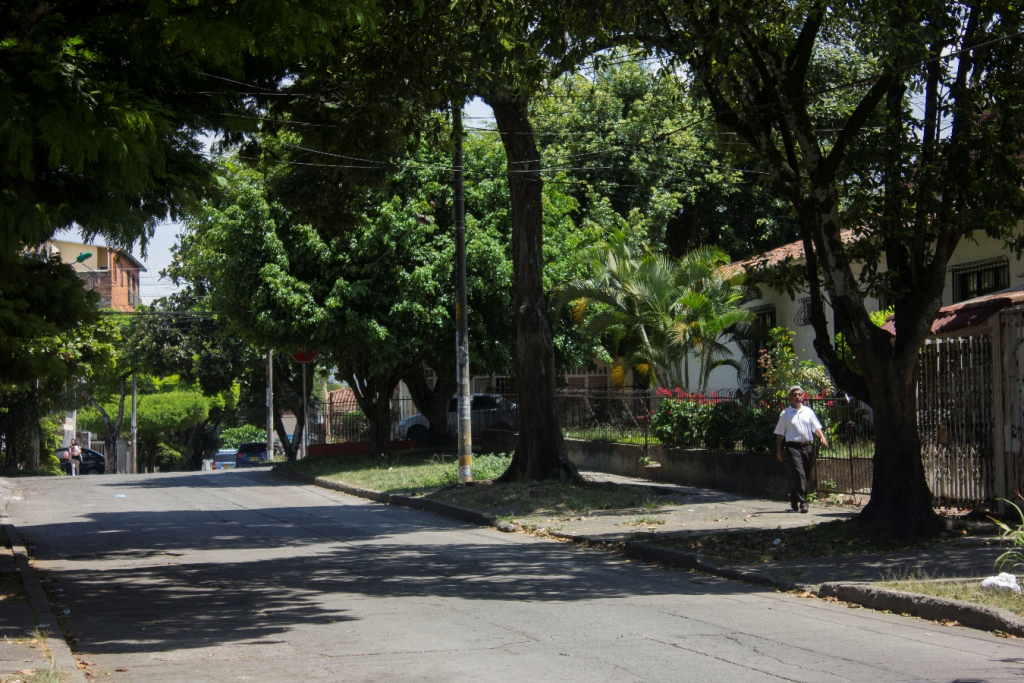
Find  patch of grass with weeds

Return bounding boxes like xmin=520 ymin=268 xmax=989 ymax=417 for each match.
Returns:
xmin=880 ymin=570 xmax=1024 ymax=617
xmin=651 ymin=519 xmax=982 ymax=565
xmin=17 ymin=666 xmax=64 ymax=683
xmin=276 ymin=452 xmax=512 ymax=495
xmin=430 ymin=481 xmax=684 ymax=518
xmin=628 ymin=515 xmax=667 ymax=526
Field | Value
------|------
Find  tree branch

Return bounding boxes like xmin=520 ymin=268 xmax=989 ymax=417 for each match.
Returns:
xmin=819 ymin=75 xmax=896 ymax=180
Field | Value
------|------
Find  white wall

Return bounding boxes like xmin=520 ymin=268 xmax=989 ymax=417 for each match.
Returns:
xmin=705 ymin=230 xmax=1023 ymax=393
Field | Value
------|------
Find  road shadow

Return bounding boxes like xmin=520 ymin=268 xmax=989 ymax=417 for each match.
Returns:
xmin=16 ymin=471 xmax=782 ymax=656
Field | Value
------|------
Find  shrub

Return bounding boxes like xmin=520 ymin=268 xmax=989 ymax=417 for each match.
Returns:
xmin=649 ymin=390 xmax=785 ymax=453
xmin=219 ymin=425 xmax=268 ymax=449
xmin=705 ymin=401 xmax=744 ymax=450
xmin=155 ymin=442 xmax=187 ymax=471
xmin=650 ymin=393 xmax=712 ymax=447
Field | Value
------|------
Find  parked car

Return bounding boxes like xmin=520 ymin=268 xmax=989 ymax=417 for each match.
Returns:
xmin=54 ymin=447 xmax=105 ymax=475
xmin=212 ymin=449 xmax=237 ymax=470
xmin=235 ymin=442 xmax=269 ymax=467
xmin=397 ymin=394 xmax=517 ymax=441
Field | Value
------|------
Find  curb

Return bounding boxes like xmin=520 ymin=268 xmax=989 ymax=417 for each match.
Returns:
xmin=819 ymin=582 xmax=1024 ymax=637
xmin=621 ymin=540 xmax=800 ymax=591
xmin=3 ymin=523 xmax=86 ymax=682
xmin=273 ymin=467 xmax=497 ymax=527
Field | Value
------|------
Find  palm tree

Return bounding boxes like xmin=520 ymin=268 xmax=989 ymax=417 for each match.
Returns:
xmin=557 ymin=233 xmax=751 ymax=391
xmin=556 ymin=231 xmax=685 ymax=387
xmin=673 ymin=267 xmax=753 ymax=393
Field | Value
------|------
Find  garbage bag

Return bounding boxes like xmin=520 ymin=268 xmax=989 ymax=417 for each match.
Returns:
xmin=980 ymin=572 xmax=1021 ymax=594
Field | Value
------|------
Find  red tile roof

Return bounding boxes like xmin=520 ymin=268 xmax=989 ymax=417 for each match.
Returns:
xmin=880 ymin=283 xmax=1024 ymax=336
xmin=729 ymin=230 xmax=860 ymax=273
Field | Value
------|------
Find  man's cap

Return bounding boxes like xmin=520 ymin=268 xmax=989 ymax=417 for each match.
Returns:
xmin=788 ymin=386 xmax=803 ymax=395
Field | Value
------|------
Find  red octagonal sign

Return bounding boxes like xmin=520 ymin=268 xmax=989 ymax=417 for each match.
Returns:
xmin=291 ymin=348 xmax=320 ymax=364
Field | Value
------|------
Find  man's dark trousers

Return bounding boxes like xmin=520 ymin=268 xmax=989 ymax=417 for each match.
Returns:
xmin=784 ymin=442 xmax=814 ymax=508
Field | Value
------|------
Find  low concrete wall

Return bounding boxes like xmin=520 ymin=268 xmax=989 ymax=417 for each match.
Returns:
xmin=564 ymin=439 xmax=791 ymax=500
xmin=478 ymin=431 xmax=872 ymax=500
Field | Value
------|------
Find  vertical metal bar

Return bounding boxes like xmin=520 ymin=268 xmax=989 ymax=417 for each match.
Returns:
xmin=453 ymin=101 xmax=472 ymax=483
xmin=267 ymin=350 xmax=274 ymax=461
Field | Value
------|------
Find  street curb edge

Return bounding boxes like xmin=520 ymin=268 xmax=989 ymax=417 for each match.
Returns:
xmin=3 ymin=523 xmax=86 ymax=682
xmin=819 ymin=581 xmax=1024 ymax=637
xmin=622 ymin=540 xmax=799 ymax=591
xmin=272 ymin=467 xmax=498 ymax=528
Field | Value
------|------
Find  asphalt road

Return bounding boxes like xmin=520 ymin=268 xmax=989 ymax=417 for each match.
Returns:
xmin=4 ymin=470 xmax=1024 ymax=682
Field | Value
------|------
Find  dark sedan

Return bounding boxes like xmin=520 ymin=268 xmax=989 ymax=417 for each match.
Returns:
xmin=54 ymin=447 xmax=106 ymax=475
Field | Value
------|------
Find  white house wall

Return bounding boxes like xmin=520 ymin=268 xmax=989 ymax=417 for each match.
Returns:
xmin=704 ymin=231 xmax=1023 ymax=394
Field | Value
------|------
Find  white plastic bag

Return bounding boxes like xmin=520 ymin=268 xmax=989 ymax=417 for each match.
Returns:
xmin=979 ymin=572 xmax=1021 ymax=594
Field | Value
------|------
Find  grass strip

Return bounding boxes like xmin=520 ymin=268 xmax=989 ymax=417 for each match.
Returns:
xmin=648 ymin=519 xmax=987 ymax=565
xmin=879 ymin=573 xmax=1024 ymax=617
xmin=277 ymin=452 xmax=686 ymax=517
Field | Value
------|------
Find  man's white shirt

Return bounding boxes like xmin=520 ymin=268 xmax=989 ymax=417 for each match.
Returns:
xmin=774 ymin=405 xmax=822 ymax=443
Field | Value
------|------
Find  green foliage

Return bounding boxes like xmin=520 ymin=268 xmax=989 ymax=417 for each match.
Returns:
xmin=219 ymin=425 xmax=268 ymax=450
xmin=534 ymin=53 xmax=797 ymax=260
xmin=136 ymin=392 xmax=209 ymax=439
xmin=38 ymin=415 xmax=65 ymax=475
xmin=557 ymin=232 xmax=749 ymax=389
xmin=154 ymin=442 xmax=187 ymax=472
xmin=649 ymin=393 xmax=778 ymax=453
xmin=757 ymin=328 xmax=834 ymax=401
xmin=993 ymin=500 xmax=1024 ymax=575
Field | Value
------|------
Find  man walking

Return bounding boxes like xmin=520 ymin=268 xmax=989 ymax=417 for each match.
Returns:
xmin=775 ymin=386 xmax=827 ymax=513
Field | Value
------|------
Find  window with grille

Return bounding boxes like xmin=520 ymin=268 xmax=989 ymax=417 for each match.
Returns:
xmin=949 ymin=256 xmax=1009 ymax=303
xmin=741 ymin=304 xmax=777 ymax=388
xmin=794 ymin=297 xmax=812 ymax=327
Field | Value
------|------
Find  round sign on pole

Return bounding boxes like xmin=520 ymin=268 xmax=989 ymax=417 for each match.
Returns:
xmin=291 ymin=348 xmax=319 ymax=364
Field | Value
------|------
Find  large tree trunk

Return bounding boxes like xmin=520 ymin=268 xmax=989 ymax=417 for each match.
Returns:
xmin=488 ymin=98 xmax=579 ymax=483
xmin=403 ymin=368 xmax=455 ymax=443
xmin=799 ymin=188 xmax=942 ymax=539
xmin=857 ymin=363 xmax=944 ymax=538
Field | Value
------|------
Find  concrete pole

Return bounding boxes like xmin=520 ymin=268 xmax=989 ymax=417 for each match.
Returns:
xmin=267 ymin=350 xmax=274 ymax=460
xmin=453 ymin=101 xmax=472 ymax=483
xmin=130 ymin=374 xmax=137 ymax=474
xmin=301 ymin=362 xmax=308 ymax=460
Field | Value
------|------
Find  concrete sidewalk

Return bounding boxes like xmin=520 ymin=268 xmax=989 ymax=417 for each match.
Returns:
xmin=509 ymin=470 xmax=858 ymax=542
xmin=0 ymin=487 xmax=65 ymax=681
xmin=550 ymin=473 xmax=1005 ymax=589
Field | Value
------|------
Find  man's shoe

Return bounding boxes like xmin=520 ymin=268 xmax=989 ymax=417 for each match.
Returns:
xmin=799 ymin=504 xmax=808 ymax=514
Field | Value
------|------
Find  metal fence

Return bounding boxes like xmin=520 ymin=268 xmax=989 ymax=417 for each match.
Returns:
xmin=918 ymin=335 xmax=996 ymax=507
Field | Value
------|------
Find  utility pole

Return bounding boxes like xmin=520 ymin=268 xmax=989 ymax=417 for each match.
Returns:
xmin=300 ymin=361 xmax=308 ymax=460
xmin=130 ymin=373 xmax=137 ymax=474
xmin=453 ymin=101 xmax=472 ymax=483
xmin=267 ymin=350 xmax=274 ymax=460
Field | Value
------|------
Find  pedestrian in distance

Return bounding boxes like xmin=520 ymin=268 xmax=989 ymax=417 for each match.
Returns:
xmin=774 ymin=386 xmax=827 ymax=513
xmin=68 ymin=439 xmax=82 ymax=477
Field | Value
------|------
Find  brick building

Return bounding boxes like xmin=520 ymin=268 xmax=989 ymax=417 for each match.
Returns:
xmin=43 ymin=239 xmax=146 ymax=312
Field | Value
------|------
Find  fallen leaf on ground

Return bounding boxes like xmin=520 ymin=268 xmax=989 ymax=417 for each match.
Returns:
xmin=937 ymin=619 xmax=960 ymax=627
